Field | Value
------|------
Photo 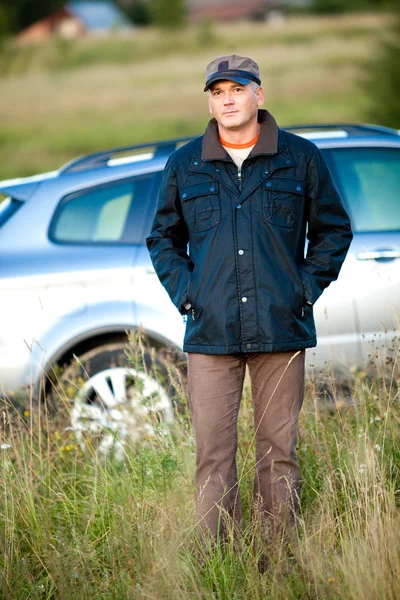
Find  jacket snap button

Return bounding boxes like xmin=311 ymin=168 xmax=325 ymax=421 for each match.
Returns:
xmin=286 ymin=160 xmax=291 ymax=164
xmin=241 ymin=297 xmax=247 ymax=303
xmin=193 ymin=161 xmax=198 ymax=166
xmin=210 ymin=186 xmax=215 ymax=192
xmin=238 ymin=249 xmax=244 ymax=255
xmin=182 ymin=193 xmax=187 ymax=199
xmin=266 ymin=182 xmax=271 ymax=187
xmin=215 ymin=168 xmax=220 ymax=172
xmin=296 ymin=186 xmax=302 ymax=191
xmin=265 ymin=170 xmax=269 ymax=174
xmin=237 ymin=204 xmax=242 ymax=209
xmin=246 ymin=343 xmax=252 ymax=349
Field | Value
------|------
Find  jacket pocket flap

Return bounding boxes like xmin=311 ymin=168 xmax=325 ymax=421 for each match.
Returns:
xmin=265 ymin=178 xmax=304 ymax=194
xmin=181 ymin=181 xmax=219 ymax=201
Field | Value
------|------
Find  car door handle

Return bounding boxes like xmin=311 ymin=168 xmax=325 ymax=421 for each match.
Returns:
xmin=357 ymin=250 xmax=400 ymax=261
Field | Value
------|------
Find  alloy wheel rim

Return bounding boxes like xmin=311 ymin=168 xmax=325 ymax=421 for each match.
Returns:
xmin=69 ymin=367 xmax=174 ymax=457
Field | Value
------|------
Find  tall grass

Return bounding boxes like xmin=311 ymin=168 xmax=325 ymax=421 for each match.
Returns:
xmin=1 ymin=338 xmax=399 ymax=599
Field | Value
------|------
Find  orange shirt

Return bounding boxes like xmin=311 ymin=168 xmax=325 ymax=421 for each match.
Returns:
xmin=219 ymin=133 xmax=260 ymax=149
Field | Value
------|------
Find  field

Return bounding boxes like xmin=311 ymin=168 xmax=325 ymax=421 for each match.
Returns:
xmin=0 ymin=12 xmax=391 ymax=182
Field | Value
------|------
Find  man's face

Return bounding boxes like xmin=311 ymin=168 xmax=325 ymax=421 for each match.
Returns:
xmin=207 ymin=79 xmax=264 ymax=132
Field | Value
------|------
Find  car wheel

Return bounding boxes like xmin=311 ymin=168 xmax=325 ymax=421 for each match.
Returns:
xmin=47 ymin=340 xmax=182 ymax=458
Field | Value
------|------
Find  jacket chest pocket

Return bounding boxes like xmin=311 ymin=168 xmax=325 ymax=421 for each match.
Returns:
xmin=181 ymin=181 xmax=220 ymax=232
xmin=263 ymin=178 xmax=304 ymax=228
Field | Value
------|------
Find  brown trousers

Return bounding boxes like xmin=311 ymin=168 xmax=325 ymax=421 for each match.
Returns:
xmin=187 ymin=350 xmax=305 ymax=542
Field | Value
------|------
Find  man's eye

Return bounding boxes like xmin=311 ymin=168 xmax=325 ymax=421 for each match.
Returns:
xmin=234 ymin=88 xmax=242 ymax=92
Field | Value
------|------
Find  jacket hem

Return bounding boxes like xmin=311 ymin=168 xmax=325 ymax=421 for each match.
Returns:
xmin=183 ymin=337 xmax=317 ymax=354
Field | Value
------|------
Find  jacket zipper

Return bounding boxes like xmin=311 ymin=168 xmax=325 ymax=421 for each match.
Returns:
xmin=182 ymin=307 xmax=196 ymax=323
xmin=237 ymin=166 xmax=242 ymax=192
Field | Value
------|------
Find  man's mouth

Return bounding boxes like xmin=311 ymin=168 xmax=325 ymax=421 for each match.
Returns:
xmin=223 ymin=110 xmax=238 ymax=116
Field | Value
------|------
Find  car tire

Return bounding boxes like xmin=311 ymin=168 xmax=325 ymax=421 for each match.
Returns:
xmin=45 ymin=337 xmax=187 ymax=457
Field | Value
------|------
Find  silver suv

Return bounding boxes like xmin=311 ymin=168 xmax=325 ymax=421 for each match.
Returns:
xmin=1 ymin=124 xmax=400 ymax=445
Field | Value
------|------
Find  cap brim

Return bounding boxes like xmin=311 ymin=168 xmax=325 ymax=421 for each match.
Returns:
xmin=204 ymin=74 xmax=254 ymax=92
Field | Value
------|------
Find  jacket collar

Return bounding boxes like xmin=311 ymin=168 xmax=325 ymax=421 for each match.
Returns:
xmin=201 ymin=108 xmax=278 ymax=161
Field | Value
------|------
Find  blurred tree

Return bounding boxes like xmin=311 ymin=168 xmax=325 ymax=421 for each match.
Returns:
xmin=363 ymin=10 xmax=400 ymax=128
xmin=116 ymin=0 xmax=152 ymax=26
xmin=0 ymin=2 xmax=11 ymax=45
xmin=311 ymin=0 xmax=387 ymax=13
xmin=0 ymin=3 xmax=10 ymax=31
xmin=149 ymin=0 xmax=186 ymax=28
xmin=0 ymin=1 xmax=11 ymax=35
xmin=0 ymin=0 xmax=64 ymax=32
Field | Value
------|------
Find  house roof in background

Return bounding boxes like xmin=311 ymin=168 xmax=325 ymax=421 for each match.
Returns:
xmin=66 ymin=0 xmax=134 ymax=29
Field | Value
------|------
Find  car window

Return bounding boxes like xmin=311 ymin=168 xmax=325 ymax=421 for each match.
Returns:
xmin=0 ymin=197 xmax=24 ymax=229
xmin=325 ymin=147 xmax=400 ymax=233
xmin=51 ymin=173 xmax=155 ymax=244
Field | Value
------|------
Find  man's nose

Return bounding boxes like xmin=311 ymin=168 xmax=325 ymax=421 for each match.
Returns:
xmin=223 ymin=92 xmax=234 ymax=104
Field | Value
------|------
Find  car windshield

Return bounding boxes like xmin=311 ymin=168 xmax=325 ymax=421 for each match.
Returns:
xmin=327 ymin=147 xmax=400 ymax=233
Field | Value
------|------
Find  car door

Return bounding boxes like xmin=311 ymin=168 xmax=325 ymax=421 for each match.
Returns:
xmin=48 ymin=173 xmax=158 ymax=323
xmin=323 ymin=145 xmax=400 ymax=368
xmin=133 ymin=169 xmax=187 ymax=350
xmin=45 ymin=174 xmax=158 ymax=329
xmin=0 ymin=175 xmax=160 ymax=386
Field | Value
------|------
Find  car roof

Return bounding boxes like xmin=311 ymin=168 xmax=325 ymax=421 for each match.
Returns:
xmin=1 ymin=123 xmax=400 ymax=201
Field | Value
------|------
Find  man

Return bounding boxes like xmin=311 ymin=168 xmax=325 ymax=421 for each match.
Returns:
xmin=146 ymin=55 xmax=353 ymax=545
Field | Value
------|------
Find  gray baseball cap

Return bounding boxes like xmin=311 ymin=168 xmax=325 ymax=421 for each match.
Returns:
xmin=204 ymin=54 xmax=261 ymax=92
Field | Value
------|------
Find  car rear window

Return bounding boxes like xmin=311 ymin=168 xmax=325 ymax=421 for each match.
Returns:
xmin=0 ymin=196 xmax=23 ymax=228
xmin=50 ymin=173 xmax=156 ymax=245
xmin=325 ymin=147 xmax=400 ymax=233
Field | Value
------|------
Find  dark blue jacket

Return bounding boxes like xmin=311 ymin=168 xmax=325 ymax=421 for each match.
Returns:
xmin=146 ymin=110 xmax=353 ymax=354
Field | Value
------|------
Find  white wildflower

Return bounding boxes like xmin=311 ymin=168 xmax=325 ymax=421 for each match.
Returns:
xmin=370 ymin=416 xmax=381 ymax=423
xmin=0 ymin=444 xmax=12 ymax=450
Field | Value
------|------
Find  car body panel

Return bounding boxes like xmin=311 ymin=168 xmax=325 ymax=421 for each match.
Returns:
xmin=320 ymin=142 xmax=400 ymax=366
xmin=133 ymin=246 xmax=186 ymax=350
xmin=0 ymin=127 xmax=399 ymax=397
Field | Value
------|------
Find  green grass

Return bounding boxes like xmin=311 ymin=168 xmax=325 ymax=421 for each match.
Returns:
xmin=0 ymin=12 xmax=391 ymax=182
xmin=1 ymin=339 xmax=399 ymax=599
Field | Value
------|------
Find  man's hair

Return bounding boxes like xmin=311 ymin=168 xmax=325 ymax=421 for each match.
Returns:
xmin=207 ymin=81 xmax=261 ymax=96
xmin=249 ymin=81 xmax=261 ymax=92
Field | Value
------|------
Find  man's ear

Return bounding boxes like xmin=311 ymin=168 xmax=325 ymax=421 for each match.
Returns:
xmin=256 ymin=86 xmax=265 ymax=107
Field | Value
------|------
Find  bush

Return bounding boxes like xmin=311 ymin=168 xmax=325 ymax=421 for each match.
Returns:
xmin=149 ymin=0 xmax=186 ymax=28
